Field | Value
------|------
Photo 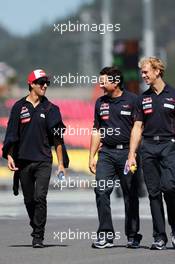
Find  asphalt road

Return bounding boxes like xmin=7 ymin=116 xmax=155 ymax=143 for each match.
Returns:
xmin=0 ymin=189 xmax=174 ymax=264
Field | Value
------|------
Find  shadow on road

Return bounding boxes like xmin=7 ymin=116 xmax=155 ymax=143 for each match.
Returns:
xmin=9 ymin=244 xmax=69 ymax=248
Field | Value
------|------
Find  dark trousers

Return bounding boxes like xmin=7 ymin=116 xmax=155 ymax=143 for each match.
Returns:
xmin=142 ymin=140 xmax=175 ymax=241
xmin=95 ymin=146 xmax=140 ymax=239
xmin=18 ymin=160 xmax=52 ymax=239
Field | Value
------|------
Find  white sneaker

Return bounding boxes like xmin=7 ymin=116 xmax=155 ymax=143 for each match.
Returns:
xmin=92 ymin=238 xmax=114 ymax=249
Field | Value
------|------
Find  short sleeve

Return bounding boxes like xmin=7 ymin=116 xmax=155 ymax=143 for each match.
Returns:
xmin=131 ymin=95 xmax=138 ymax=120
xmin=133 ymin=96 xmax=144 ymax=122
xmin=93 ymin=99 xmax=101 ymax=129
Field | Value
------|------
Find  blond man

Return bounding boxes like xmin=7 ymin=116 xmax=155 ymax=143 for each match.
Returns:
xmin=128 ymin=57 xmax=175 ymax=250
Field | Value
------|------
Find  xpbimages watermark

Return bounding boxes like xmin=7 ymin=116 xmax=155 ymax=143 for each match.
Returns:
xmin=53 ymin=229 xmax=121 ymax=242
xmin=53 ymin=177 xmax=121 ymax=191
xmin=53 ymin=21 xmax=121 ymax=35
xmin=53 ymin=74 xmax=121 ymax=87
xmin=53 ymin=126 xmax=121 ymax=139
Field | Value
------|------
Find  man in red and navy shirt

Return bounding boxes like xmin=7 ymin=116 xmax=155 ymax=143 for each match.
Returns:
xmin=3 ymin=69 xmax=68 ymax=248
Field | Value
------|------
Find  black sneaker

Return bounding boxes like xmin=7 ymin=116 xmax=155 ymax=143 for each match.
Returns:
xmin=32 ymin=238 xmax=44 ymax=248
xmin=126 ymin=234 xmax=142 ymax=248
xmin=92 ymin=238 xmax=114 ymax=249
xmin=150 ymin=239 xmax=166 ymax=250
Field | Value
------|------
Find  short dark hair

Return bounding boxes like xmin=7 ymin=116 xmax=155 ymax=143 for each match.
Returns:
xmin=100 ymin=66 xmax=123 ymax=88
xmin=28 ymin=84 xmax=32 ymax=91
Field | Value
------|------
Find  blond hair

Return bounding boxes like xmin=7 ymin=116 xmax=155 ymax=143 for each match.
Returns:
xmin=138 ymin=57 xmax=165 ymax=77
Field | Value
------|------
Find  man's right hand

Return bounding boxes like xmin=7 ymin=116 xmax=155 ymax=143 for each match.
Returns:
xmin=89 ymin=157 xmax=97 ymax=174
xmin=127 ymin=153 xmax=137 ymax=170
xmin=7 ymin=155 xmax=19 ymax=171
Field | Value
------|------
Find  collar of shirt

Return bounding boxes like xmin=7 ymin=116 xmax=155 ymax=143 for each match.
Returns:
xmin=146 ymin=83 xmax=170 ymax=95
xmin=20 ymin=95 xmax=49 ymax=109
xmin=106 ymin=90 xmax=130 ymax=103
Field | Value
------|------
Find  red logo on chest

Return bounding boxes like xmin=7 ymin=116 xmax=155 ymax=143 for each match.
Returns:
xmin=144 ymin=109 xmax=153 ymax=114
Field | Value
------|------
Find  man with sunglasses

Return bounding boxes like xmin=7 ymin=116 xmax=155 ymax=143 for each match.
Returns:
xmin=2 ymin=69 xmax=68 ymax=248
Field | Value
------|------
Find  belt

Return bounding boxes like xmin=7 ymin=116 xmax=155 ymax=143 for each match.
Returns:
xmin=144 ymin=136 xmax=175 ymax=142
xmin=103 ymin=143 xmax=129 ymax=149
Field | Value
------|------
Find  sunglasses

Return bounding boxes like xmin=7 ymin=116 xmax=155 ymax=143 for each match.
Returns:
xmin=34 ymin=78 xmax=50 ymax=86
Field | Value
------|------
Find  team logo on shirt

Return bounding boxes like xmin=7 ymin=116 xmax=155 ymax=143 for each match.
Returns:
xmin=20 ymin=107 xmax=31 ymax=123
xmin=120 ymin=110 xmax=131 ymax=115
xmin=162 ymin=98 xmax=175 ymax=110
xmin=40 ymin=113 xmax=46 ymax=118
xmin=100 ymin=110 xmax=109 ymax=115
xmin=142 ymin=99 xmax=153 ymax=114
xmin=142 ymin=97 xmax=152 ymax=104
xmin=122 ymin=104 xmax=131 ymax=109
xmin=163 ymin=103 xmax=175 ymax=109
xmin=20 ymin=106 xmax=29 ymax=114
xmin=100 ymin=103 xmax=110 ymax=120
xmin=101 ymin=115 xmax=109 ymax=120
xmin=100 ymin=103 xmax=109 ymax=110
xmin=165 ymin=97 xmax=175 ymax=102
xmin=120 ymin=104 xmax=131 ymax=115
xmin=100 ymin=110 xmax=109 ymax=120
xmin=143 ymin=104 xmax=152 ymax=110
xmin=144 ymin=109 xmax=153 ymax=114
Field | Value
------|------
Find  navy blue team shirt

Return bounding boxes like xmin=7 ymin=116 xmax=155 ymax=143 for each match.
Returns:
xmin=134 ymin=84 xmax=175 ymax=138
xmin=93 ymin=90 xmax=138 ymax=146
xmin=2 ymin=96 xmax=65 ymax=162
